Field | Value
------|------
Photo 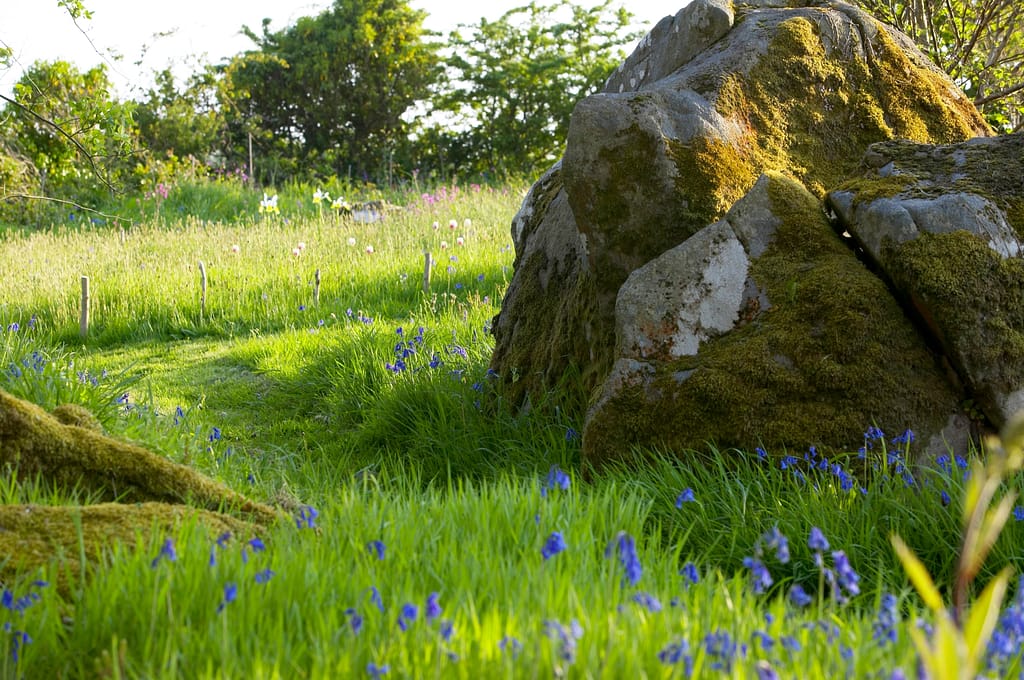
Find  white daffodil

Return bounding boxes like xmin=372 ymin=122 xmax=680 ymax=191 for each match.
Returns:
xmin=259 ymin=193 xmax=280 ymax=214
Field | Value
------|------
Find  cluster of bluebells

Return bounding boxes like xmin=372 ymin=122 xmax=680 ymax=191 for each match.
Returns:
xmin=385 ymin=326 xmax=425 ymax=373
xmin=743 ymin=527 xmax=790 ymax=595
xmin=606 ymin=532 xmax=643 ymax=587
xmin=986 ymin=578 xmax=1024 ymax=675
xmin=543 ymin=619 xmax=584 ymax=666
xmin=2 ymin=579 xmax=48 ymax=663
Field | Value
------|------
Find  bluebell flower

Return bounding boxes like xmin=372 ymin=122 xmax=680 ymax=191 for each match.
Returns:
xmin=657 ymin=637 xmax=693 ymax=674
xmin=565 ymin=427 xmax=579 ymax=441
xmin=1014 ymin=506 xmax=1024 ymax=521
xmin=150 ymin=538 xmax=177 ymax=568
xmin=9 ymin=630 xmax=31 ymax=662
xmin=942 ymin=490 xmax=952 ymax=507
xmin=296 ymin=505 xmax=319 ymax=529
xmin=439 ymin=619 xmax=454 ymax=642
xmin=543 ymin=619 xmax=583 ymax=665
xmin=368 ymin=540 xmax=386 ymax=560
xmin=499 ymin=635 xmax=523 ymax=658
xmin=540 ymin=465 xmax=570 ymax=497
xmin=397 ymin=602 xmax=418 ymax=631
xmin=779 ymin=455 xmax=799 ymax=470
xmin=366 ymin=662 xmax=390 ymax=678
xmin=675 ymin=488 xmax=696 ymax=507
xmin=208 ymin=426 xmax=221 ymax=442
xmin=936 ymin=454 xmax=951 ymax=474
xmin=832 ymin=551 xmax=861 ymax=597
xmin=368 ymin=586 xmax=384 ymax=612
xmin=254 ymin=568 xmax=275 ymax=584
xmin=752 ymin=630 xmax=774 ymax=651
xmin=216 ymin=582 xmax=238 ymax=613
xmin=630 ymin=591 xmax=663 ymax=612
xmin=703 ymin=629 xmax=742 ymax=672
xmin=789 ymin=584 xmax=812 ymax=608
xmin=542 ymin=531 xmax=567 ymax=560
xmin=761 ymin=527 xmax=790 ymax=563
xmin=7 ymin=322 xmax=18 ymax=332
xmin=871 ymin=593 xmax=899 ymax=646
xmin=755 ymin=447 xmax=768 ymax=460
xmin=891 ymin=429 xmax=915 ymax=446
xmin=888 ymin=670 xmax=907 ymax=680
xmin=606 ymin=532 xmax=642 ymax=587
xmin=780 ymin=635 xmax=801 ymax=652
xmin=743 ymin=556 xmax=773 ymax=594
xmin=680 ymin=562 xmax=700 ymax=585
xmin=425 ymin=592 xmax=442 ymax=621
xmin=344 ymin=608 xmax=363 ymax=635
xmin=808 ymin=527 xmax=830 ymax=552
xmin=756 ymin=661 xmax=780 ymax=680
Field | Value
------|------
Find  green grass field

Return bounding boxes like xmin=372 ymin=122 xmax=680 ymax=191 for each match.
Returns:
xmin=2 ymin=181 xmax=1024 ymax=678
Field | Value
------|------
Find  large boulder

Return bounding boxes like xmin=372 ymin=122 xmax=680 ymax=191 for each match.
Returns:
xmin=585 ymin=172 xmax=969 ymax=462
xmin=489 ymin=0 xmax=992 ymax=465
xmin=828 ymin=133 xmax=1024 ymax=430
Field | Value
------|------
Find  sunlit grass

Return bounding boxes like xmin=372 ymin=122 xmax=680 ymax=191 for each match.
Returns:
xmin=2 ymin=180 xmax=1024 ymax=677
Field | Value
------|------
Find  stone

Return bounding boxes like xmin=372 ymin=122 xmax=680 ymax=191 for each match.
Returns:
xmin=584 ymin=173 xmax=968 ymax=464
xmin=489 ymin=0 xmax=991 ymax=465
xmin=828 ymin=133 xmax=1024 ymax=429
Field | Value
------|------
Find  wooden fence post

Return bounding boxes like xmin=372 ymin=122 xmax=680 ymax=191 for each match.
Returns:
xmin=79 ymin=276 xmax=89 ymax=338
xmin=198 ymin=261 xmax=207 ymax=320
xmin=422 ymin=252 xmax=432 ymax=292
xmin=313 ymin=268 xmax=321 ymax=306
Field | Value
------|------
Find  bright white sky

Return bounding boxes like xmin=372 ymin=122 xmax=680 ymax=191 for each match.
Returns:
xmin=0 ymin=0 xmax=688 ymax=99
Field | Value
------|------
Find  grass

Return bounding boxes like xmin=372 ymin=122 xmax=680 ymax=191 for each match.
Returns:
xmin=2 ymin=179 xmax=1024 ymax=678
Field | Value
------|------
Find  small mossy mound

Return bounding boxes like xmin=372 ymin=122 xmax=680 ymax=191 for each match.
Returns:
xmin=0 ymin=388 xmax=281 ymax=526
xmin=0 ymin=502 xmax=261 ymax=591
xmin=583 ymin=173 xmax=962 ymax=465
xmin=51 ymin=403 xmax=104 ymax=432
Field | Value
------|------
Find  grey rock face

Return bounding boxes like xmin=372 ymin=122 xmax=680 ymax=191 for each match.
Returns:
xmin=828 ymin=133 xmax=1024 ymax=429
xmin=490 ymin=0 xmax=994 ymax=466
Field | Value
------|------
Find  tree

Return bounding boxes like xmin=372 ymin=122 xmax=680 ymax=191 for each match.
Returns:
xmin=134 ymin=65 xmax=224 ymax=163
xmin=857 ymin=0 xmax=1023 ymax=132
xmin=430 ymin=0 xmax=639 ymax=177
xmin=221 ymin=0 xmax=441 ymax=182
xmin=0 ymin=60 xmax=135 ymax=206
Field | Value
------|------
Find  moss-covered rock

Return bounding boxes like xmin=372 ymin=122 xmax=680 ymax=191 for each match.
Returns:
xmin=489 ymin=0 xmax=990 ymax=441
xmin=828 ymin=133 xmax=1024 ymax=428
xmin=583 ymin=173 xmax=967 ymax=466
xmin=0 ymin=388 xmax=281 ymax=526
xmin=0 ymin=502 xmax=261 ymax=590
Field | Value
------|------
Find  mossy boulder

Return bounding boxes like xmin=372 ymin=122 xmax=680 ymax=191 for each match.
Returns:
xmin=0 ymin=388 xmax=282 ymax=525
xmin=828 ymin=133 xmax=1024 ymax=429
xmin=584 ymin=173 xmax=968 ymax=464
xmin=0 ymin=502 xmax=261 ymax=590
xmin=489 ymin=0 xmax=990 ymax=440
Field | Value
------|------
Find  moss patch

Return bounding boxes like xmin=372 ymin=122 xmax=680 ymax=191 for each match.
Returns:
xmin=834 ymin=134 xmax=1024 ymax=237
xmin=880 ymin=230 xmax=1024 ymax=427
xmin=584 ymin=173 xmax=961 ymax=464
xmin=708 ymin=14 xmax=988 ymax=198
xmin=0 ymin=502 xmax=260 ymax=591
xmin=0 ymin=389 xmax=282 ymax=526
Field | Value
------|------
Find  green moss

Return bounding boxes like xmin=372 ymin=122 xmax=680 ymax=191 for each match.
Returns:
xmin=51 ymin=403 xmax=103 ymax=432
xmin=585 ymin=174 xmax=961 ymax=464
xmin=709 ymin=14 xmax=989 ymax=198
xmin=835 ymin=134 xmax=1024 ymax=237
xmin=0 ymin=502 xmax=259 ymax=592
xmin=0 ymin=388 xmax=282 ymax=526
xmin=880 ymin=230 xmax=1024 ymax=427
